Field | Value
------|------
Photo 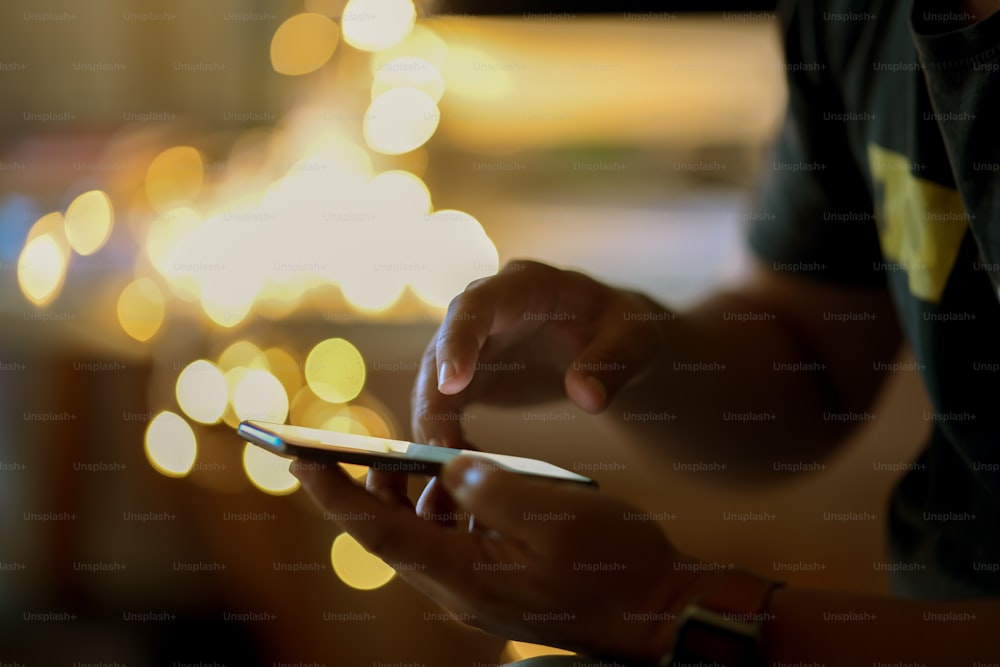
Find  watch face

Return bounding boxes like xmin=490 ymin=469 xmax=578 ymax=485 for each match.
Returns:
xmin=672 ymin=611 xmax=762 ymax=667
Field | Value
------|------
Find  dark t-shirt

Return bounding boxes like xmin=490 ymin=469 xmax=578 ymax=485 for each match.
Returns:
xmin=749 ymin=0 xmax=1000 ymax=597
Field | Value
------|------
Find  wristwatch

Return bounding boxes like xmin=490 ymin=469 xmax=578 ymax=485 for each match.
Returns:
xmin=659 ymin=569 xmax=784 ymax=667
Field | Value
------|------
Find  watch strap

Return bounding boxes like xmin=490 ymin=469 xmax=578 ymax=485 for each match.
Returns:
xmin=661 ymin=569 xmax=783 ymax=667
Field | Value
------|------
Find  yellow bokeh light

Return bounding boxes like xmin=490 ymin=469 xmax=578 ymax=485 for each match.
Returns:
xmin=304 ymin=338 xmax=366 ymax=403
xmin=364 ymin=87 xmax=440 ymax=155
xmin=410 ymin=209 xmax=499 ymax=308
xmin=145 ymin=146 xmax=204 ymax=212
xmin=290 ymin=385 xmax=350 ymax=428
xmin=271 ymin=12 xmax=340 ymax=76
xmin=331 ymin=533 xmax=395 ymax=590
xmin=147 ymin=207 xmax=200 ymax=275
xmin=17 ymin=234 xmax=67 ymax=306
xmin=305 ymin=0 xmax=346 ymax=14
xmin=242 ymin=443 xmax=299 ymax=495
xmin=117 ymin=278 xmax=165 ymax=342
xmin=218 ymin=340 xmax=269 ymax=372
xmin=506 ymin=641 xmax=575 ymax=660
xmin=344 ymin=405 xmax=392 ymax=438
xmin=175 ymin=359 xmax=228 ymax=424
xmin=263 ymin=347 xmax=302 ymax=397
xmin=144 ymin=411 xmax=197 ymax=478
xmin=224 ymin=366 xmax=251 ymax=400
xmin=372 ymin=57 xmax=445 ymax=103
xmin=341 ymin=0 xmax=415 ymax=52
xmin=222 ymin=366 xmax=251 ymax=428
xmin=64 ymin=190 xmax=114 ymax=256
xmin=340 ymin=272 xmax=407 ymax=312
xmin=371 ymin=24 xmax=447 ymax=73
xmin=233 ymin=369 xmax=289 ymax=423
xmin=26 ymin=211 xmax=69 ymax=246
xmin=367 ymin=170 xmax=432 ymax=218
xmin=201 ymin=299 xmax=251 ymax=329
xmin=193 ymin=248 xmax=265 ymax=329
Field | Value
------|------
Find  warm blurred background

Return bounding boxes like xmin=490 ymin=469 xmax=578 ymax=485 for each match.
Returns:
xmin=1 ymin=1 xmax=931 ymax=665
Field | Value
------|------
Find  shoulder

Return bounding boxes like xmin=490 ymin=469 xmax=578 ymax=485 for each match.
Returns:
xmin=779 ymin=0 xmax=908 ymax=87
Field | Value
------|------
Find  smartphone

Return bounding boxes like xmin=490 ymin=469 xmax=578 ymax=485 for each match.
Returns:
xmin=237 ymin=420 xmax=597 ymax=487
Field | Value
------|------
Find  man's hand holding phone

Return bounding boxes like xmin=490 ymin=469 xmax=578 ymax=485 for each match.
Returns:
xmin=293 ymin=453 xmax=708 ymax=664
xmin=288 ymin=259 xmax=705 ymax=661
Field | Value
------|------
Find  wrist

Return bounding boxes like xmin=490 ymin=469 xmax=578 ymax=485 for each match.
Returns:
xmin=635 ymin=556 xmax=727 ymax=664
xmin=659 ymin=567 xmax=784 ymax=667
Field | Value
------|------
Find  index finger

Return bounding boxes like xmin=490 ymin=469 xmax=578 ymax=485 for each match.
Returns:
xmin=294 ymin=461 xmax=469 ymax=579
xmin=412 ymin=332 xmax=466 ymax=447
xmin=435 ymin=260 xmax=561 ymax=395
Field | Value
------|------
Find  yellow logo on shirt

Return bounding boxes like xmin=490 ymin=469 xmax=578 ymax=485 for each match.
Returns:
xmin=868 ymin=143 xmax=968 ymax=303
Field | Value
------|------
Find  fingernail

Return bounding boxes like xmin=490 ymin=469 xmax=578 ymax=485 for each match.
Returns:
xmin=438 ymin=361 xmax=456 ymax=388
xmin=428 ymin=438 xmax=442 ymax=448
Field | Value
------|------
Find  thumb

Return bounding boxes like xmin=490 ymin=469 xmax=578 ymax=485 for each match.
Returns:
xmin=439 ymin=455 xmax=587 ymax=541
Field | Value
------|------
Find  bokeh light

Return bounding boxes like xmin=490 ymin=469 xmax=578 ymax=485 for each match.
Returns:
xmin=175 ymin=359 xmax=228 ymax=424
xmin=371 ymin=24 xmax=447 ymax=73
xmin=242 ymin=443 xmax=299 ymax=495
xmin=218 ymin=340 xmax=269 ymax=372
xmin=263 ymin=347 xmax=302 ymax=397
xmin=144 ymin=411 xmax=197 ymax=477
xmin=17 ymin=233 xmax=67 ymax=306
xmin=339 ymin=269 xmax=408 ymax=312
xmin=25 ymin=211 xmax=69 ymax=246
xmin=331 ymin=533 xmax=395 ymax=590
xmin=305 ymin=0 xmax=344 ymax=14
xmin=146 ymin=206 xmax=200 ymax=275
xmin=304 ymin=338 xmax=366 ymax=403
xmin=145 ymin=146 xmax=204 ymax=212
xmin=410 ymin=209 xmax=499 ymax=307
xmin=372 ymin=57 xmax=445 ymax=103
xmin=270 ymin=12 xmax=340 ymax=76
xmin=64 ymin=190 xmax=114 ymax=256
xmin=364 ymin=87 xmax=440 ymax=155
xmin=233 ymin=368 xmax=290 ymax=423
xmin=343 ymin=405 xmax=392 ymax=438
xmin=341 ymin=0 xmax=415 ymax=52
xmin=366 ymin=170 xmax=432 ymax=218
xmin=222 ymin=366 xmax=251 ymax=428
xmin=290 ymin=385 xmax=348 ymax=428
xmin=117 ymin=278 xmax=166 ymax=342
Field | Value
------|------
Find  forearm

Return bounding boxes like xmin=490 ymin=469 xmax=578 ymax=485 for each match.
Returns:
xmin=612 ymin=292 xmax=840 ymax=473
xmin=763 ymin=587 xmax=997 ymax=665
xmin=609 ymin=271 xmax=900 ymax=478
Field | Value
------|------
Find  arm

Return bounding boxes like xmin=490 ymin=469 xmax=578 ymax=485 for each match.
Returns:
xmin=763 ymin=586 xmax=996 ymax=665
xmin=402 ymin=258 xmax=900 ymax=483
xmin=610 ymin=259 xmax=902 ymax=478
xmin=296 ymin=456 xmax=998 ymax=666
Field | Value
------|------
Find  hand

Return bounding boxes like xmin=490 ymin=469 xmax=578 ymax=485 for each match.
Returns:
xmin=368 ymin=260 xmax=670 ymax=511
xmin=296 ymin=457 xmax=710 ymax=663
xmin=413 ymin=259 xmax=669 ymax=446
